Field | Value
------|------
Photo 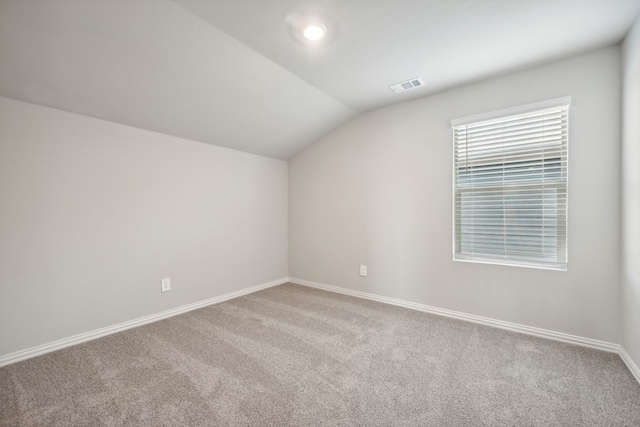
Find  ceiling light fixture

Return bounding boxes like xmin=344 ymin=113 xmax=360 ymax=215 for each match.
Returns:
xmin=303 ymin=25 xmax=326 ymax=41
xmin=287 ymin=14 xmax=329 ymax=45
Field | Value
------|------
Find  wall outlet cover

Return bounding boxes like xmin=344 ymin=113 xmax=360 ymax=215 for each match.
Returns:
xmin=161 ymin=277 xmax=171 ymax=292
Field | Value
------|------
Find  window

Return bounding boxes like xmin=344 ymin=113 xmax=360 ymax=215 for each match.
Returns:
xmin=452 ymin=97 xmax=570 ymax=270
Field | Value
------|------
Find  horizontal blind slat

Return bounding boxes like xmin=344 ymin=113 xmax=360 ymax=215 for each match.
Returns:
xmin=453 ymin=102 xmax=569 ymax=268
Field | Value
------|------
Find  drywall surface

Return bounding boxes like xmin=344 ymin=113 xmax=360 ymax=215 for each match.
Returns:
xmin=289 ymin=47 xmax=621 ymax=343
xmin=0 ymin=97 xmax=288 ymax=356
xmin=622 ymin=15 xmax=640 ymax=369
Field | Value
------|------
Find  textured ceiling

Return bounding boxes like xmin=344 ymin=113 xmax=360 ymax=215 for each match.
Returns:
xmin=1 ymin=0 xmax=639 ymax=159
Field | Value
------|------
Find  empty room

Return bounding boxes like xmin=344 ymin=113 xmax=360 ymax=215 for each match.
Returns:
xmin=1 ymin=0 xmax=640 ymax=425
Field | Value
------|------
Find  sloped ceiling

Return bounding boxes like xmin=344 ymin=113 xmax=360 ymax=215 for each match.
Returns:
xmin=1 ymin=0 xmax=639 ymax=159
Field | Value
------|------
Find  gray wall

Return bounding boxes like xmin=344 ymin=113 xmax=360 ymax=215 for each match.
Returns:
xmin=0 ymin=43 xmax=631 ymax=362
xmin=289 ymin=46 xmax=621 ymax=343
xmin=622 ymin=15 xmax=640 ymax=369
xmin=0 ymin=97 xmax=288 ymax=357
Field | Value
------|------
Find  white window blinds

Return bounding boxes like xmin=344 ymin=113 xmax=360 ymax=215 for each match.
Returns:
xmin=452 ymin=98 xmax=570 ymax=270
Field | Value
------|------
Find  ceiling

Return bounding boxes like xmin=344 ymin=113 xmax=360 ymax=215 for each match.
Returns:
xmin=1 ymin=0 xmax=639 ymax=160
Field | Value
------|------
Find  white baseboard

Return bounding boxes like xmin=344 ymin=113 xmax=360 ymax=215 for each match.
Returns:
xmin=289 ymin=278 xmax=619 ymax=353
xmin=0 ymin=277 xmax=289 ymax=367
xmin=4 ymin=276 xmax=639 ymax=387
xmin=290 ymin=277 xmax=640 ymax=385
xmin=619 ymin=347 xmax=640 ymax=385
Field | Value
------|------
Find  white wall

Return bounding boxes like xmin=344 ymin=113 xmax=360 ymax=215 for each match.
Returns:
xmin=0 ymin=97 xmax=288 ymax=357
xmin=622 ymin=15 xmax=640 ymax=369
xmin=289 ymin=46 xmax=621 ymax=343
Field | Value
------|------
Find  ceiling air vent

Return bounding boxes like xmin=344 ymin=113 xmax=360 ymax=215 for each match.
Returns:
xmin=390 ymin=77 xmax=424 ymax=94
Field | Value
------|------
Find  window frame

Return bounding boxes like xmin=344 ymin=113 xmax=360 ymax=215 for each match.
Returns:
xmin=451 ymin=97 xmax=570 ymax=271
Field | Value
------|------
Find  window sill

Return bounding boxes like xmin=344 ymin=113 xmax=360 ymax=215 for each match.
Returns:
xmin=453 ymin=256 xmax=567 ymax=271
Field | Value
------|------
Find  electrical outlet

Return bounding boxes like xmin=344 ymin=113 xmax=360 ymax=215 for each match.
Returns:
xmin=360 ymin=265 xmax=367 ymax=277
xmin=161 ymin=277 xmax=171 ymax=292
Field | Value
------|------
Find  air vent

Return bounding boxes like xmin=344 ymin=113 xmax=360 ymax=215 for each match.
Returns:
xmin=390 ymin=77 xmax=424 ymax=94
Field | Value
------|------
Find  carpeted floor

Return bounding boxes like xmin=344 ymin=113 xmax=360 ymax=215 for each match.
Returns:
xmin=1 ymin=283 xmax=639 ymax=426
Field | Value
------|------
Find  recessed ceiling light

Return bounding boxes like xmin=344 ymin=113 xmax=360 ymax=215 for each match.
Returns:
xmin=303 ymin=25 xmax=326 ymax=41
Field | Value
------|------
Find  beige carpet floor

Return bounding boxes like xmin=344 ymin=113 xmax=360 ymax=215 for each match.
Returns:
xmin=1 ymin=283 xmax=639 ymax=426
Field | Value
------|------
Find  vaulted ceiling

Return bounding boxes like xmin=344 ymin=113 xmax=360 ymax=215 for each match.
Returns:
xmin=1 ymin=0 xmax=639 ymax=159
